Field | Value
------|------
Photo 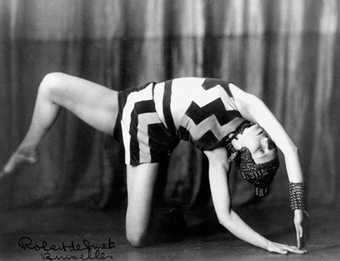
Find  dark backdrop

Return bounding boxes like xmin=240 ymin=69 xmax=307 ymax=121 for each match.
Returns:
xmin=0 ymin=0 xmax=339 ymax=211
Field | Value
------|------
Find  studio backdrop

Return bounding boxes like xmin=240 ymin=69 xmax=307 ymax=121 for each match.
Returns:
xmin=0 ymin=0 xmax=339 ymax=211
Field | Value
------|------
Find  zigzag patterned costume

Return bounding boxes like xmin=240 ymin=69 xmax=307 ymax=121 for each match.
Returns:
xmin=114 ymin=77 xmax=248 ymax=166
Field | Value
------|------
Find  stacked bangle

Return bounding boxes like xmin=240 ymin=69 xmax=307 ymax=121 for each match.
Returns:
xmin=288 ymin=182 xmax=305 ymax=210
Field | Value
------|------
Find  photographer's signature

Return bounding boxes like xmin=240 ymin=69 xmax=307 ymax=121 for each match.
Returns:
xmin=17 ymin=236 xmax=115 ymax=260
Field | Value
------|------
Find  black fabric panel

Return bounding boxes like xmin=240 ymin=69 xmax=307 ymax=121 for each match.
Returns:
xmin=129 ymin=100 xmax=156 ymax=165
xmin=178 ymin=127 xmax=219 ymax=151
xmin=185 ymin=99 xmax=242 ymax=125
xmin=163 ymin=80 xmax=177 ymax=135
xmin=148 ymin=123 xmax=179 ymax=163
xmin=202 ymin=78 xmax=233 ymax=97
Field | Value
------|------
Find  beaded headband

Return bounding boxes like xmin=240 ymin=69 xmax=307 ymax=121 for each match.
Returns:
xmin=225 ymin=121 xmax=280 ymax=197
xmin=239 ymin=148 xmax=279 ymax=197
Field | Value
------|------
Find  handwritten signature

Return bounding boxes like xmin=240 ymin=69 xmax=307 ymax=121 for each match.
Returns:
xmin=18 ymin=236 xmax=115 ymax=260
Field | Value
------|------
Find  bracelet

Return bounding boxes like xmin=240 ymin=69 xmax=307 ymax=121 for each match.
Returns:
xmin=288 ymin=182 xmax=305 ymax=210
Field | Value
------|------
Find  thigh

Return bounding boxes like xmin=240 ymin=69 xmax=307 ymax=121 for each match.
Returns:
xmin=48 ymin=73 xmax=119 ymax=135
xmin=125 ymin=163 xmax=159 ymax=240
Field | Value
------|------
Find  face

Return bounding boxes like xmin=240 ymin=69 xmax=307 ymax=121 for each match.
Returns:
xmin=232 ymin=124 xmax=277 ymax=164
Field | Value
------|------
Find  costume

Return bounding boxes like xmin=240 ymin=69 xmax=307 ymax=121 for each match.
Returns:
xmin=115 ymin=77 xmax=247 ymax=166
xmin=113 ymin=77 xmax=280 ymax=197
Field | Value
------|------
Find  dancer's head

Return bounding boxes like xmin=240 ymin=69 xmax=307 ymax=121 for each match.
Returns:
xmin=227 ymin=121 xmax=280 ymax=197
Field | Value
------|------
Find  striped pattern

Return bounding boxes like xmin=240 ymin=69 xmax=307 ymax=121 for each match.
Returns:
xmin=120 ymin=78 xmax=248 ymax=166
xmin=121 ymin=82 xmax=178 ymax=165
xmin=162 ymin=78 xmax=247 ymax=150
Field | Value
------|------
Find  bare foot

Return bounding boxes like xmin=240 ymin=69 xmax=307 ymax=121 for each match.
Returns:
xmin=1 ymin=149 xmax=38 ymax=177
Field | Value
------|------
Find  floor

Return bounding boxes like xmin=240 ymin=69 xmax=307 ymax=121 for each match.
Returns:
xmin=0 ymin=204 xmax=339 ymax=261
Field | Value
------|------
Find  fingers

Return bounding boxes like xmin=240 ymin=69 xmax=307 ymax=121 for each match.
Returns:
xmin=295 ymin=224 xmax=304 ymax=248
xmin=296 ymin=228 xmax=301 ymax=249
xmin=281 ymin=244 xmax=307 ymax=254
xmin=269 ymin=242 xmax=307 ymax=255
xmin=299 ymin=225 xmax=303 ymax=238
xmin=273 ymin=248 xmax=288 ymax=255
xmin=267 ymin=243 xmax=288 ymax=255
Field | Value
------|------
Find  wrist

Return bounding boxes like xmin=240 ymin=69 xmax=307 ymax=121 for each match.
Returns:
xmin=294 ymin=209 xmax=304 ymax=221
xmin=294 ymin=209 xmax=303 ymax=214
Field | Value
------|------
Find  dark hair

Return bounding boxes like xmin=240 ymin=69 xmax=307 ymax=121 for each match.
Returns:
xmin=238 ymin=148 xmax=279 ymax=197
xmin=225 ymin=120 xmax=280 ymax=197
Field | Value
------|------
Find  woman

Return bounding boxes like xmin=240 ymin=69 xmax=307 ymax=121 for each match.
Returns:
xmin=1 ymin=73 xmax=306 ymax=254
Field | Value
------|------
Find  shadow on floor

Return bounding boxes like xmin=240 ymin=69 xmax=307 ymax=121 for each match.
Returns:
xmin=0 ymin=204 xmax=339 ymax=261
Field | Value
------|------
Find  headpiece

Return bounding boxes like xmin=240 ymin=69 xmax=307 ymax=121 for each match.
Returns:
xmin=239 ymin=148 xmax=279 ymax=197
xmin=225 ymin=121 xmax=280 ymax=197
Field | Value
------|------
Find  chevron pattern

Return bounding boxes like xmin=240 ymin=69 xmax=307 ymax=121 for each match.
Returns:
xmin=179 ymin=101 xmax=245 ymax=149
xmin=176 ymin=79 xmax=246 ymax=150
xmin=120 ymin=78 xmax=247 ymax=165
xmin=185 ymin=98 xmax=240 ymax=125
xmin=129 ymin=100 xmax=161 ymax=164
xmin=121 ymin=83 xmax=178 ymax=165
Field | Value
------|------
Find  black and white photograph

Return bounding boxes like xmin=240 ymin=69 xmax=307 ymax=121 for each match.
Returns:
xmin=0 ymin=0 xmax=339 ymax=260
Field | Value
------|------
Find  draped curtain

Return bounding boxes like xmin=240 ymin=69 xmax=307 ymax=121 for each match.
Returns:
xmin=0 ymin=0 xmax=339 ymax=210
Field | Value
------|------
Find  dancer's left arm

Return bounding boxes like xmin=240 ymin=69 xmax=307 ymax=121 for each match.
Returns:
xmin=229 ymin=83 xmax=305 ymax=248
xmin=204 ymin=148 xmax=306 ymax=254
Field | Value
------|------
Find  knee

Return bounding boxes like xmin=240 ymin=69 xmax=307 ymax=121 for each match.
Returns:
xmin=39 ymin=72 xmax=66 ymax=96
xmin=126 ymin=230 xmax=146 ymax=248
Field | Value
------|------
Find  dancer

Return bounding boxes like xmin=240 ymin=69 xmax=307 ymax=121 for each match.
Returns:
xmin=1 ymin=73 xmax=306 ymax=254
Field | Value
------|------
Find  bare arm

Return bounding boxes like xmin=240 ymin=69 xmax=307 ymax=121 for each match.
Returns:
xmin=229 ymin=83 xmax=306 ymax=248
xmin=203 ymin=148 xmax=305 ymax=254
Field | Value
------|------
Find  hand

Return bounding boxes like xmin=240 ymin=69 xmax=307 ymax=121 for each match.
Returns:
xmin=266 ymin=240 xmax=307 ymax=255
xmin=294 ymin=209 xmax=305 ymax=248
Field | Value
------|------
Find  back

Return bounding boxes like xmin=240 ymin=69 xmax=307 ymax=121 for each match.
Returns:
xmin=153 ymin=77 xmax=247 ymax=150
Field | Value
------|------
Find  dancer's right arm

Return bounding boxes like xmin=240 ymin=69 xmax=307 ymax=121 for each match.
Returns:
xmin=204 ymin=148 xmax=306 ymax=254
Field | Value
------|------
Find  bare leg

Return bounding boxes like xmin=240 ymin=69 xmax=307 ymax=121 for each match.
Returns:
xmin=1 ymin=72 xmax=119 ymax=176
xmin=125 ymin=163 xmax=159 ymax=247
